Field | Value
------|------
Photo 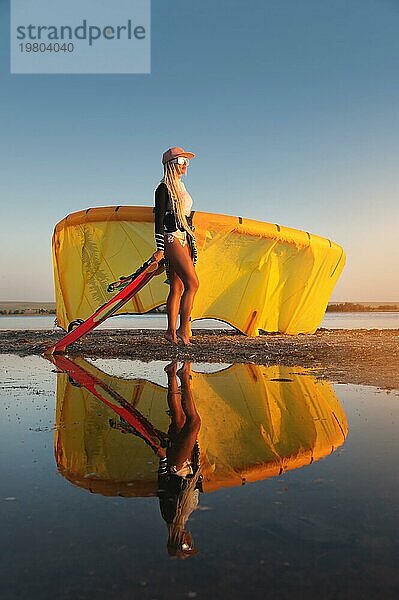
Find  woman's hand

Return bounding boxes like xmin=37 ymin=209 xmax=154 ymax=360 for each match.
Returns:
xmin=152 ymin=249 xmax=165 ymax=262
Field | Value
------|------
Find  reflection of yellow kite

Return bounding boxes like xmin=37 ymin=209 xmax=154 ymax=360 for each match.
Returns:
xmin=52 ymin=206 xmax=345 ymax=335
xmin=55 ymin=360 xmax=348 ymax=497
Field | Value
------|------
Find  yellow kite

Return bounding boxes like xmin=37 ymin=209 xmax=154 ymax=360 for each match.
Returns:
xmin=52 ymin=206 xmax=345 ymax=335
xmin=55 ymin=360 xmax=348 ymax=497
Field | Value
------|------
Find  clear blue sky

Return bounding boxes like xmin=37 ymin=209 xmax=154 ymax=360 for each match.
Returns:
xmin=1 ymin=0 xmax=398 ymax=301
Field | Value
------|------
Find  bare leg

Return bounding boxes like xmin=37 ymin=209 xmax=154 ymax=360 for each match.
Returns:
xmin=179 ymin=313 xmax=193 ymax=340
xmin=167 ymin=362 xmax=201 ymax=470
xmin=164 ymin=362 xmax=186 ymax=434
xmin=164 ymin=267 xmax=184 ymax=345
xmin=165 ymin=237 xmax=199 ymax=346
xmin=177 ymin=362 xmax=199 ymax=421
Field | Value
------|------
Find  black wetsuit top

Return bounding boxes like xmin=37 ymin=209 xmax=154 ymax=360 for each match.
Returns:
xmin=153 ymin=182 xmax=196 ymax=263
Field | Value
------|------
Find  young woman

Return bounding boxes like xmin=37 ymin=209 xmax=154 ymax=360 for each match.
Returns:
xmin=152 ymin=146 xmax=199 ymax=346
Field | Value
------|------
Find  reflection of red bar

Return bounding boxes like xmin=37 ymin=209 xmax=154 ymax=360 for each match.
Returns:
xmin=48 ymin=354 xmax=165 ymax=452
xmin=45 ymin=257 xmax=162 ymax=355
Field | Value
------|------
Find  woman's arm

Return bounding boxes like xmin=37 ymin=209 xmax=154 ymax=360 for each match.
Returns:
xmin=191 ymin=239 xmax=198 ymax=267
xmin=154 ymin=182 xmax=167 ymax=255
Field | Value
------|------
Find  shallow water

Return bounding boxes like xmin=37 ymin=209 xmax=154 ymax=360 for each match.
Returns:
xmin=1 ymin=354 xmax=398 ymax=599
xmin=0 ymin=311 xmax=399 ymax=331
xmin=0 ymin=314 xmax=228 ymax=331
xmin=321 ymin=311 xmax=399 ymax=329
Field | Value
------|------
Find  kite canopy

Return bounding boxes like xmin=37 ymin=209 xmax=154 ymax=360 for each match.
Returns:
xmin=55 ymin=361 xmax=348 ymax=497
xmin=52 ymin=206 xmax=345 ymax=335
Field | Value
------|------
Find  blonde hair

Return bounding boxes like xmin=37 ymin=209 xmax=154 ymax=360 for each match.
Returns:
xmin=167 ymin=468 xmax=201 ymax=555
xmin=161 ymin=161 xmax=196 ymax=239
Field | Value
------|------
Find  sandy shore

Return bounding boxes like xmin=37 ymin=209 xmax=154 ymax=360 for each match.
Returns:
xmin=0 ymin=328 xmax=398 ymax=391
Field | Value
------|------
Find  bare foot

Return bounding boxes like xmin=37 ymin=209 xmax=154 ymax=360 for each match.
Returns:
xmin=176 ymin=362 xmax=192 ymax=380
xmin=177 ymin=319 xmax=195 ymax=341
xmin=176 ymin=327 xmax=192 ymax=346
xmin=164 ymin=361 xmax=178 ymax=375
xmin=164 ymin=331 xmax=178 ymax=345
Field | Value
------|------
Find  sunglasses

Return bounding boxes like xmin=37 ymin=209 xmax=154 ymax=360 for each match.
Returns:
xmin=170 ymin=156 xmax=189 ymax=165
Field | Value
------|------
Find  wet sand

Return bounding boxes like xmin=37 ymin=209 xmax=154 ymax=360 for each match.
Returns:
xmin=0 ymin=328 xmax=398 ymax=391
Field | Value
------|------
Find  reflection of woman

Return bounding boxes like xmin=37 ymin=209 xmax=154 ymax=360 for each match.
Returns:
xmin=157 ymin=361 xmax=202 ymax=559
xmin=152 ymin=147 xmax=199 ymax=346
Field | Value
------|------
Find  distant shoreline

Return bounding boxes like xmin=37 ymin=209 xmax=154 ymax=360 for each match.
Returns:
xmin=327 ymin=303 xmax=399 ymax=313
xmin=1 ymin=301 xmax=399 ymax=316
xmin=0 ymin=301 xmax=56 ymax=316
